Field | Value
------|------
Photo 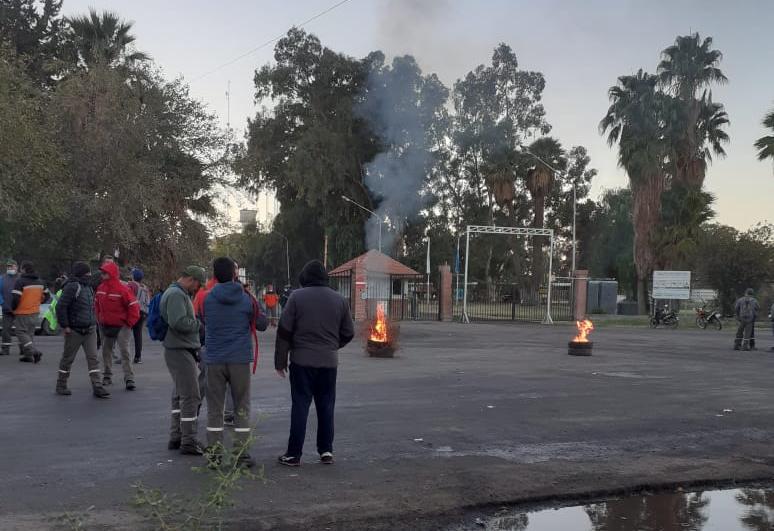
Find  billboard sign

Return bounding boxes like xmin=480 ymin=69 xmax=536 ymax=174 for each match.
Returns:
xmin=652 ymin=271 xmax=691 ymax=300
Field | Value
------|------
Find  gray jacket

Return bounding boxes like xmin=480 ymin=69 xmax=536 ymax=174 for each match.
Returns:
xmin=734 ymin=295 xmax=760 ymax=323
xmin=161 ymin=283 xmax=200 ymax=351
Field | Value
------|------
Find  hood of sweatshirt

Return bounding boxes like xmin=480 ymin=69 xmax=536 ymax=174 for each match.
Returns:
xmin=209 ymin=281 xmax=245 ymax=305
xmin=299 ymin=260 xmax=329 ymax=287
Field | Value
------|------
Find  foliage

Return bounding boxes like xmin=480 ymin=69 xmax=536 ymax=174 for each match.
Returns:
xmin=755 ymin=108 xmax=774 ymax=164
xmin=694 ymin=223 xmax=774 ymax=313
xmin=132 ymin=437 xmax=264 ymax=531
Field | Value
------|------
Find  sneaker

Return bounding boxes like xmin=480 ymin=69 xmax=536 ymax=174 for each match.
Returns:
xmin=93 ymin=386 xmax=111 ymax=399
xmin=102 ymin=376 xmax=112 ymax=386
xmin=278 ymin=455 xmax=301 ymax=467
xmin=180 ymin=441 xmax=206 ymax=456
xmin=168 ymin=439 xmax=182 ymax=450
xmin=133 ymin=358 xmax=142 ymax=364
xmin=56 ymin=387 xmax=72 ymax=396
xmin=320 ymin=452 xmax=334 ymax=465
xmin=125 ymin=380 xmax=136 ymax=391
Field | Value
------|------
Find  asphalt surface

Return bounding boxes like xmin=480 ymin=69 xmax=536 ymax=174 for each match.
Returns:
xmin=2 ymin=321 xmax=774 ymax=530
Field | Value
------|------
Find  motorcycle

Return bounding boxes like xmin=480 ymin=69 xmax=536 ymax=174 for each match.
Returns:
xmin=650 ymin=304 xmax=679 ymax=329
xmin=695 ymin=305 xmax=722 ymax=331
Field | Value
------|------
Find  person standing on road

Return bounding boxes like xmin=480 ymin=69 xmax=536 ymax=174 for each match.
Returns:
xmin=203 ymin=257 xmax=268 ymax=467
xmin=95 ymin=261 xmax=140 ymax=389
xmin=55 ymin=262 xmax=110 ymax=398
xmin=0 ymin=259 xmax=19 ymax=356
xmin=161 ymin=266 xmax=205 ymax=456
xmin=11 ymin=261 xmax=49 ymax=363
xmin=127 ymin=268 xmax=151 ymax=364
xmin=263 ymin=284 xmax=279 ymax=327
xmin=734 ymin=288 xmax=760 ymax=352
xmin=275 ymin=260 xmax=354 ymax=467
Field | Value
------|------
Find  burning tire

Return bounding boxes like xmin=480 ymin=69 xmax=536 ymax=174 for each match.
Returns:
xmin=568 ymin=341 xmax=593 ymax=356
xmin=366 ymin=303 xmax=397 ymax=358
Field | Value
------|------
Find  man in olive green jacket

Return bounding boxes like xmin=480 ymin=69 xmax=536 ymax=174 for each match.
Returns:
xmin=161 ymin=266 xmax=206 ymax=455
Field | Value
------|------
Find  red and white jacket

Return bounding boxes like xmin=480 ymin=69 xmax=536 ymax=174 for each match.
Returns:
xmin=95 ymin=262 xmax=140 ymax=328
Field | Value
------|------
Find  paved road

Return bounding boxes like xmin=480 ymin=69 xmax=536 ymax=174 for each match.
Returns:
xmin=1 ymin=322 xmax=774 ymax=530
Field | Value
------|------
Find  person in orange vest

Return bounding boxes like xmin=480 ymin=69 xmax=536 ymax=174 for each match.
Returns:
xmin=263 ymin=284 xmax=279 ymax=327
xmin=11 ymin=261 xmax=50 ymax=363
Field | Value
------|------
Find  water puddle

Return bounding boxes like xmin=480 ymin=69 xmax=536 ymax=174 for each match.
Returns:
xmin=456 ymin=487 xmax=774 ymax=530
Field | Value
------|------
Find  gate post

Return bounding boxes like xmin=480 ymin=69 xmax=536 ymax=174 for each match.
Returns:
xmin=574 ymin=270 xmax=589 ymax=321
xmin=438 ymin=264 xmax=452 ymax=322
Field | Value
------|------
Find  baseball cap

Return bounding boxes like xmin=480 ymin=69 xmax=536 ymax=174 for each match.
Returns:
xmin=182 ymin=265 xmax=206 ymax=284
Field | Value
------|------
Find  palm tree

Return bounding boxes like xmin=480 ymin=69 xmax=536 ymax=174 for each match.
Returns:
xmin=524 ymin=137 xmax=564 ymax=288
xmin=754 ymin=108 xmax=774 ymax=164
xmin=658 ymin=33 xmax=728 ymax=188
xmin=67 ymin=9 xmax=149 ymax=68
xmin=600 ymin=70 xmax=669 ymax=314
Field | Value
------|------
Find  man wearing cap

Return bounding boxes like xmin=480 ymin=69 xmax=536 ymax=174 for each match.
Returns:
xmin=55 ymin=262 xmax=111 ymax=398
xmin=0 ymin=259 xmax=19 ymax=356
xmin=161 ymin=266 xmax=206 ymax=456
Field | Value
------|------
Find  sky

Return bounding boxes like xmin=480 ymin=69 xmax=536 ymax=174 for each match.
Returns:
xmin=62 ymin=0 xmax=774 ymax=230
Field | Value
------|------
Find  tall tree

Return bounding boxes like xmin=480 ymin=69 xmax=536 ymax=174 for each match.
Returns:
xmin=600 ymin=70 xmax=669 ymax=313
xmin=658 ymin=33 xmax=728 ymax=188
xmin=754 ymin=108 xmax=774 ymax=165
xmin=66 ymin=8 xmax=148 ymax=68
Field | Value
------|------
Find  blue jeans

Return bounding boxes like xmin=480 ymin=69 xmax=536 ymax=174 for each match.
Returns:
xmin=287 ymin=364 xmax=337 ymax=457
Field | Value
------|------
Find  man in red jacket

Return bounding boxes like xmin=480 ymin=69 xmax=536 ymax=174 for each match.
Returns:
xmin=96 ymin=261 xmax=140 ymax=390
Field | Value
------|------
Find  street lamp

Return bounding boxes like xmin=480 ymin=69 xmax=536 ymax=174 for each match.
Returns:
xmin=275 ymin=231 xmax=290 ymax=286
xmin=341 ymin=195 xmax=384 ymax=253
xmin=516 ymin=145 xmax=577 ymax=277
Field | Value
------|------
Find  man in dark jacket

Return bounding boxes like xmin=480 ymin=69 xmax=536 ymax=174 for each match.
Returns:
xmin=203 ymin=257 xmax=268 ymax=467
xmin=734 ymin=288 xmax=760 ymax=351
xmin=275 ymin=260 xmax=354 ymax=466
xmin=0 ymin=258 xmax=18 ymax=356
xmin=55 ymin=262 xmax=110 ymax=398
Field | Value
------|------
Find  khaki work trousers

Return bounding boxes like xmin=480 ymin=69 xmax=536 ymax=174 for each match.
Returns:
xmin=102 ymin=327 xmax=134 ymax=382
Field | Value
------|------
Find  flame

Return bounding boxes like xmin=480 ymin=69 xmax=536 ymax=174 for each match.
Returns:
xmin=369 ymin=303 xmax=389 ymax=343
xmin=573 ymin=319 xmax=594 ymax=342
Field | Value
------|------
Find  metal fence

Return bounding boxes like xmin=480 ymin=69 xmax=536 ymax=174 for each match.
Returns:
xmin=461 ymin=281 xmax=574 ymax=322
xmin=329 ymin=269 xmax=353 ymax=310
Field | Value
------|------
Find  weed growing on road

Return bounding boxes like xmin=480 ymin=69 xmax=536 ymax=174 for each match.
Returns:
xmin=53 ymin=506 xmax=93 ymax=530
xmin=132 ymin=431 xmax=265 ymax=530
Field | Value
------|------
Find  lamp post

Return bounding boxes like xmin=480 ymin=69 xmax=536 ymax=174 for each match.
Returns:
xmin=341 ymin=195 xmax=383 ymax=253
xmin=516 ymin=145 xmax=577 ymax=278
xmin=275 ymin=231 xmax=290 ymax=286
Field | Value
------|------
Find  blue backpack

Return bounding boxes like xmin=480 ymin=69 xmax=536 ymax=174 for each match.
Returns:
xmin=146 ymin=292 xmax=167 ymax=341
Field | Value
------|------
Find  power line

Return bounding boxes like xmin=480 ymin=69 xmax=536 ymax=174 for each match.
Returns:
xmin=190 ymin=0 xmax=353 ymax=82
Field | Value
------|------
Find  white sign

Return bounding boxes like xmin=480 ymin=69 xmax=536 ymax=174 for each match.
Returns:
xmin=652 ymin=271 xmax=691 ymax=300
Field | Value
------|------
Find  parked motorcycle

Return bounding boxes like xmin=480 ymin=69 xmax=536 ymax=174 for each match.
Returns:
xmin=695 ymin=306 xmax=722 ymax=331
xmin=650 ymin=304 xmax=679 ymax=329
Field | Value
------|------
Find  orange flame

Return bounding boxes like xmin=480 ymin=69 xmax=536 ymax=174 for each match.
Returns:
xmin=369 ymin=303 xmax=389 ymax=343
xmin=573 ymin=319 xmax=594 ymax=342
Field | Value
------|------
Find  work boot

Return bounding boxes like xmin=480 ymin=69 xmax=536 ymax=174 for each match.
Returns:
xmin=180 ymin=440 xmax=206 ymax=456
xmin=19 ymin=355 xmax=34 ymax=363
xmin=33 ymin=351 xmax=42 ymax=364
xmin=237 ymin=452 xmax=256 ymax=469
xmin=56 ymin=374 xmax=71 ymax=396
xmin=92 ymin=385 xmax=111 ymax=399
xmin=168 ymin=439 xmax=182 ymax=450
xmin=125 ymin=380 xmax=136 ymax=391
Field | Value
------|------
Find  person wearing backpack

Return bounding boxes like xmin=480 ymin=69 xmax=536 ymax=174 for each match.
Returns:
xmin=128 ymin=268 xmax=151 ymax=364
xmin=54 ymin=262 xmax=110 ymax=398
xmin=202 ymin=257 xmax=268 ymax=467
xmin=95 ymin=261 xmax=140 ymax=389
xmin=161 ymin=266 xmax=206 ymax=456
xmin=734 ymin=288 xmax=760 ymax=351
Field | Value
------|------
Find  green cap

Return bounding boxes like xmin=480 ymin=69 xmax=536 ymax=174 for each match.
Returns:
xmin=182 ymin=265 xmax=206 ymax=284
xmin=5 ymin=259 xmax=17 ymax=267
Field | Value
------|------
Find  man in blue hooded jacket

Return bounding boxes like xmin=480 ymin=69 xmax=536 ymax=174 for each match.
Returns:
xmin=203 ymin=257 xmax=268 ymax=467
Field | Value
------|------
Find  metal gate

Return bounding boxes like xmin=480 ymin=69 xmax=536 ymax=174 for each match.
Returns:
xmin=460 ymin=280 xmax=574 ymax=322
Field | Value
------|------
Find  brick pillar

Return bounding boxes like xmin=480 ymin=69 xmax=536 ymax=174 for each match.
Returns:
xmin=574 ymin=270 xmax=589 ymax=321
xmin=353 ymin=265 xmax=367 ymax=321
xmin=438 ymin=264 xmax=452 ymax=322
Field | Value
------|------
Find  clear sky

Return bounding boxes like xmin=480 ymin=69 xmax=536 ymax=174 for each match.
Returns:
xmin=62 ymin=0 xmax=774 ymax=230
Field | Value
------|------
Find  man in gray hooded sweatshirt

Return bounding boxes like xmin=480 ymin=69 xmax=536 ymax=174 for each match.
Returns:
xmin=734 ymin=288 xmax=760 ymax=351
